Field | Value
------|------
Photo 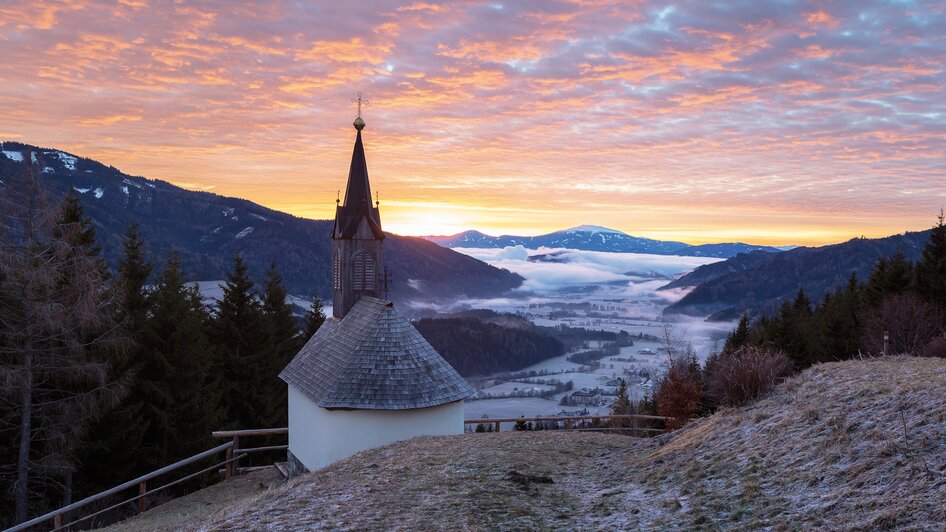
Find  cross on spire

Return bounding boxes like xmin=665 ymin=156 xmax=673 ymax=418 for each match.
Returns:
xmin=351 ymin=91 xmax=369 ymax=118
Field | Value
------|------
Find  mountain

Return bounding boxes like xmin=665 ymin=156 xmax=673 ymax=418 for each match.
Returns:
xmin=662 ymin=230 xmax=931 ymax=320
xmin=0 ymin=142 xmax=523 ymax=302
xmin=660 ymin=250 xmax=779 ymax=290
xmin=425 ymin=225 xmax=782 ymax=258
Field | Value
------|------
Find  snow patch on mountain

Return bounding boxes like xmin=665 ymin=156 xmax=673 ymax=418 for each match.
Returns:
xmin=235 ymin=226 xmax=254 ymax=239
xmin=53 ymin=151 xmax=77 ymax=170
xmin=2 ymin=150 xmax=23 ymax=162
xmin=566 ymin=225 xmax=625 ymax=234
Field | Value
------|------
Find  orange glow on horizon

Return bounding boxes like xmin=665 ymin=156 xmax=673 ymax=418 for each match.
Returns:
xmin=1 ymin=1 xmax=943 ymax=248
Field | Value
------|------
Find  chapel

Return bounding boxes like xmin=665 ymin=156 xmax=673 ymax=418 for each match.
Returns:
xmin=279 ymin=111 xmax=473 ymax=474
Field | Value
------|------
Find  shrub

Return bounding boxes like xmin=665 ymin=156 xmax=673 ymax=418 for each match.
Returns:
xmin=861 ymin=293 xmax=941 ymax=355
xmin=920 ymin=333 xmax=946 ymax=358
xmin=706 ymin=346 xmax=794 ymax=408
xmin=655 ymin=351 xmax=704 ymax=430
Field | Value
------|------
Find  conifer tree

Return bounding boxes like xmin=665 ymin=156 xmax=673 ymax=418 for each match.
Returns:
xmin=211 ymin=254 xmax=270 ymax=429
xmin=303 ymin=298 xmax=327 ymax=339
xmin=146 ymin=256 xmax=218 ymax=461
xmin=260 ymin=262 xmax=302 ymax=425
xmin=723 ymin=313 xmax=750 ymax=353
xmin=864 ymin=252 xmax=913 ymax=306
xmin=915 ymin=212 xmax=946 ymax=314
xmin=79 ymin=223 xmax=153 ymax=488
xmin=53 ymin=192 xmax=100 ymax=256
xmin=609 ymin=379 xmax=636 ymax=433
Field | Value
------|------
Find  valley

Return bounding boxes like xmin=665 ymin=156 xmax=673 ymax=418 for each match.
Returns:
xmin=408 ymin=246 xmax=735 ymax=423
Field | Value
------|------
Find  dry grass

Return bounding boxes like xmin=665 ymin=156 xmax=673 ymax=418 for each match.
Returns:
xmin=100 ymin=468 xmax=282 ymax=532
xmin=137 ymin=357 xmax=945 ymax=530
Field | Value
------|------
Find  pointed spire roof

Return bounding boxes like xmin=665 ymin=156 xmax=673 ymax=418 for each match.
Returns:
xmin=280 ymin=297 xmax=474 ymax=410
xmin=333 ymin=119 xmax=384 ymax=239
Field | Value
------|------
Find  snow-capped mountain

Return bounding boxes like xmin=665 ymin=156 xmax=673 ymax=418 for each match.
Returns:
xmin=425 ymin=226 xmax=781 ymax=258
xmin=0 ymin=141 xmax=523 ymax=301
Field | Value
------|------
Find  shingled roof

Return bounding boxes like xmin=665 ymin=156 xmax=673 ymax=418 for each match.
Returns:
xmin=280 ymin=297 xmax=474 ymax=410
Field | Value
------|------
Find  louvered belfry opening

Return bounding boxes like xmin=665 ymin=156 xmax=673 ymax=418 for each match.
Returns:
xmin=352 ymin=251 xmax=376 ymax=292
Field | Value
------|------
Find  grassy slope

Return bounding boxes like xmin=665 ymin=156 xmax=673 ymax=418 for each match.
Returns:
xmin=122 ymin=357 xmax=945 ymax=530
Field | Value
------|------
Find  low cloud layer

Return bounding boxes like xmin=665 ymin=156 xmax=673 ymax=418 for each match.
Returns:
xmin=455 ymin=246 xmax=719 ymax=292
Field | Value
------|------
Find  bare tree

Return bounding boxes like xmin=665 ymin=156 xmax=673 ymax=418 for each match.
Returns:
xmin=861 ymin=293 xmax=941 ymax=356
xmin=0 ymin=159 xmax=128 ymax=524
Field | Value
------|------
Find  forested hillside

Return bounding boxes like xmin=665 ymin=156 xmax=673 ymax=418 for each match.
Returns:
xmin=663 ymin=230 xmax=931 ymax=320
xmin=414 ymin=317 xmax=565 ymax=376
xmin=0 ymin=142 xmax=523 ymax=302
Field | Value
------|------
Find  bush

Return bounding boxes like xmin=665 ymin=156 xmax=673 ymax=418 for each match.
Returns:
xmin=861 ymin=293 xmax=941 ymax=355
xmin=655 ymin=352 xmax=704 ymax=430
xmin=707 ymin=346 xmax=794 ymax=408
xmin=920 ymin=333 xmax=946 ymax=358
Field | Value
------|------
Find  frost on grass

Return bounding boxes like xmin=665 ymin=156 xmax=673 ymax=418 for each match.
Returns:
xmin=196 ymin=357 xmax=945 ymax=530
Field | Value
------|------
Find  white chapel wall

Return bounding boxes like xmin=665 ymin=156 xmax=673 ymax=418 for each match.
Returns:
xmin=288 ymin=385 xmax=465 ymax=472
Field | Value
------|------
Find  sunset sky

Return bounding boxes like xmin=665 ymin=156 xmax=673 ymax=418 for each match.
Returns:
xmin=1 ymin=1 xmax=944 ymax=245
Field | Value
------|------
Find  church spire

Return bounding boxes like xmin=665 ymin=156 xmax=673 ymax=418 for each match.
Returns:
xmin=331 ymin=102 xmax=385 ymax=319
xmin=333 ymin=116 xmax=383 ymax=240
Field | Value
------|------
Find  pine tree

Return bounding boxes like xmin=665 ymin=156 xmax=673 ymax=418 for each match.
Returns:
xmin=260 ymin=262 xmax=302 ymax=426
xmin=210 ymin=254 xmax=270 ymax=429
xmin=146 ymin=256 xmax=218 ymax=461
xmin=609 ymin=379 xmax=636 ymax=433
xmin=915 ymin=212 xmax=946 ymax=313
xmin=53 ymin=192 xmax=100 ymax=256
xmin=78 ymin=223 xmax=153 ymax=488
xmin=723 ymin=312 xmax=750 ymax=353
xmin=864 ymin=252 xmax=914 ymax=306
xmin=303 ymin=298 xmax=327 ymax=339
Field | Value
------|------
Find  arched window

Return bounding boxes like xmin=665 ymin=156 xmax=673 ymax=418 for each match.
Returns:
xmin=352 ymin=251 xmax=376 ymax=292
xmin=333 ymin=254 xmax=341 ymax=290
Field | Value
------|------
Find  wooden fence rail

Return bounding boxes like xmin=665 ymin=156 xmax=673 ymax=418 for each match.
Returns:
xmin=211 ymin=427 xmax=289 ymax=479
xmin=7 ymin=441 xmax=238 ymax=532
xmin=9 ymin=428 xmax=293 ymax=531
xmin=463 ymin=414 xmax=679 ymax=433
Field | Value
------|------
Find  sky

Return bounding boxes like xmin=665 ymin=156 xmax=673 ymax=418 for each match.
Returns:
xmin=1 ymin=1 xmax=944 ymax=245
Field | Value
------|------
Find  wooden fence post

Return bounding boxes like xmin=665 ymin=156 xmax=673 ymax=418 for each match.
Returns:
xmin=138 ymin=481 xmax=147 ymax=513
xmin=53 ymin=514 xmax=61 ymax=530
xmin=494 ymin=421 xmax=501 ymax=433
xmin=225 ymin=444 xmax=234 ymax=480
xmin=232 ymin=436 xmax=241 ymax=477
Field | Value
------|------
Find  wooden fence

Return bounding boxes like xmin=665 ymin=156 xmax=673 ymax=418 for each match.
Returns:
xmin=8 ymin=428 xmax=288 ymax=532
xmin=211 ymin=427 xmax=289 ymax=478
xmin=464 ymin=414 xmax=676 ymax=433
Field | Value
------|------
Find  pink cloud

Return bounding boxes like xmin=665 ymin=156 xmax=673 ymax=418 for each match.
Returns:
xmin=0 ymin=0 xmax=943 ymax=244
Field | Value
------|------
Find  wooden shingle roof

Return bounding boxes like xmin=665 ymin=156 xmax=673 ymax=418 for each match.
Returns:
xmin=280 ymin=297 xmax=473 ymax=410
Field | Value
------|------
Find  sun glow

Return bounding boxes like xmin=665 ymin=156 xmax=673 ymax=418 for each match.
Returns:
xmin=382 ymin=204 xmax=474 ymax=236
